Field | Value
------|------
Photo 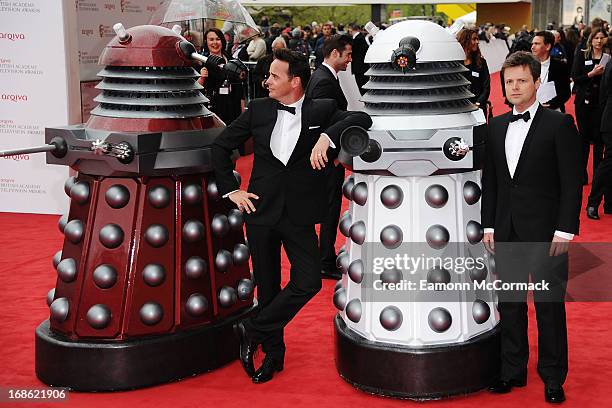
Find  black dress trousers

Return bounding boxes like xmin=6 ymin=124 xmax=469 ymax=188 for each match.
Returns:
xmin=245 ymin=209 xmax=322 ymax=359
xmin=588 ymin=131 xmax=612 ymax=210
xmin=319 ymin=162 xmax=345 ymax=272
xmin=495 ymin=226 xmax=569 ymax=387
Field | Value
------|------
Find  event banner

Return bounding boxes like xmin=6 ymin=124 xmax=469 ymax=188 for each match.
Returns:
xmin=77 ymin=0 xmax=159 ymax=82
xmin=0 ymin=0 xmax=80 ymax=214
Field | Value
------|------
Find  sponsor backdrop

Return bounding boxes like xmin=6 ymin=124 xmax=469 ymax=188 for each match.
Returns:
xmin=0 ymin=0 xmax=80 ymax=214
xmin=77 ymin=0 xmax=159 ymax=83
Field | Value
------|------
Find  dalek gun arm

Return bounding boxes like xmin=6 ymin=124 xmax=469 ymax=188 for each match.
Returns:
xmin=0 ymin=136 xmax=67 ymax=158
xmin=338 ymin=126 xmax=381 ymax=170
xmin=178 ymin=40 xmax=248 ymax=82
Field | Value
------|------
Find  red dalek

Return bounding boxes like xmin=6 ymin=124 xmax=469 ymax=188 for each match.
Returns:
xmin=28 ymin=24 xmax=254 ymax=391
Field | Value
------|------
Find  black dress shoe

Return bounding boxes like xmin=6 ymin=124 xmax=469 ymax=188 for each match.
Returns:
xmin=321 ymin=269 xmax=342 ymax=280
xmin=252 ymin=355 xmax=284 ymax=384
xmin=488 ymin=379 xmax=526 ymax=394
xmin=586 ymin=206 xmax=600 ymax=220
xmin=233 ymin=321 xmax=258 ymax=377
xmin=545 ymin=385 xmax=565 ymax=403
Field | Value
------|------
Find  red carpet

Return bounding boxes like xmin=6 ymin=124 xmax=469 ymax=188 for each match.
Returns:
xmin=0 ymin=72 xmax=611 ymax=407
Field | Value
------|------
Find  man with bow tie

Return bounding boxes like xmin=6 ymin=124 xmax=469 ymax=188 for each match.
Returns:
xmin=212 ymin=48 xmax=372 ymax=384
xmin=482 ymin=51 xmax=582 ymax=403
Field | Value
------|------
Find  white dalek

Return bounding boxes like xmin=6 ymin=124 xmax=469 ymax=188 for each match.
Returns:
xmin=333 ymin=20 xmax=501 ymax=399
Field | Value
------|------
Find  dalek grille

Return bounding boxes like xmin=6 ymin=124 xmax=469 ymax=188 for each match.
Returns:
xmin=92 ymin=66 xmax=212 ymax=119
xmin=362 ymin=61 xmax=478 ymax=115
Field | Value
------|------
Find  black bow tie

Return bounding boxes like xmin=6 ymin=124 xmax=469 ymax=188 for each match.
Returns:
xmin=510 ymin=111 xmax=531 ymax=123
xmin=277 ymin=103 xmax=296 ymax=115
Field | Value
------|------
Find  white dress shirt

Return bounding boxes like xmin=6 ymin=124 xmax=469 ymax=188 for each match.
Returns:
xmin=270 ymin=95 xmax=305 ymax=165
xmin=352 ymin=31 xmax=359 ymax=39
xmin=223 ymin=95 xmax=335 ymax=198
xmin=540 ymin=58 xmax=551 ymax=83
xmin=483 ymin=99 xmax=573 ymax=240
xmin=322 ymin=62 xmax=338 ymax=80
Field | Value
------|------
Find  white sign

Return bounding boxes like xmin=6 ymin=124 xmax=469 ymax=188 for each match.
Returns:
xmin=77 ymin=0 xmax=159 ymax=82
xmin=0 ymin=0 xmax=80 ymax=214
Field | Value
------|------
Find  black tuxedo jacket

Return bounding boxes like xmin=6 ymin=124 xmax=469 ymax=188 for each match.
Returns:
xmin=500 ymin=58 xmax=571 ymax=111
xmin=212 ymin=97 xmax=372 ymax=226
xmin=351 ymin=33 xmax=369 ymax=76
xmin=600 ymin=62 xmax=612 ymax=133
xmin=304 ymin=65 xmax=348 ymax=110
xmin=545 ymin=58 xmax=572 ymax=111
xmin=571 ymin=49 xmax=605 ymax=109
xmin=481 ymin=106 xmax=582 ymax=242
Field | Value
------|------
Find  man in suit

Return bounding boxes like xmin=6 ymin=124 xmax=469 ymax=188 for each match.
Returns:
xmin=586 ymin=60 xmax=612 ymax=219
xmin=314 ymin=22 xmax=333 ymax=67
xmin=305 ymin=34 xmax=353 ymax=280
xmin=501 ymin=31 xmax=571 ymax=111
xmin=482 ymin=51 xmax=582 ymax=403
xmin=212 ymin=49 xmax=372 ymax=383
xmin=531 ymin=31 xmax=571 ymax=112
xmin=347 ymin=23 xmax=370 ymax=95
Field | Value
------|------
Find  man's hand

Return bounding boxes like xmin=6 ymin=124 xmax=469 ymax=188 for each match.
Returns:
xmin=310 ymin=135 xmax=330 ymax=170
xmin=549 ymin=235 xmax=570 ymax=257
xmin=483 ymin=232 xmax=495 ymax=255
xmin=228 ymin=190 xmax=259 ymax=214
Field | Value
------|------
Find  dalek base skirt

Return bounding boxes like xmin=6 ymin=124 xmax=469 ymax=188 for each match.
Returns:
xmin=35 ymin=307 xmax=253 ymax=391
xmin=334 ymin=315 xmax=500 ymax=400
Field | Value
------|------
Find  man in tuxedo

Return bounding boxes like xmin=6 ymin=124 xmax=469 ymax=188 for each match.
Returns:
xmin=212 ymin=48 xmax=372 ymax=383
xmin=347 ymin=23 xmax=370 ymax=95
xmin=482 ymin=51 xmax=582 ymax=403
xmin=531 ymin=31 xmax=571 ymax=112
xmin=305 ymin=34 xmax=353 ymax=280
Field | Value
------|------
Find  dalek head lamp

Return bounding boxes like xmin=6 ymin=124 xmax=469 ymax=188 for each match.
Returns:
xmin=390 ymin=36 xmax=420 ymax=72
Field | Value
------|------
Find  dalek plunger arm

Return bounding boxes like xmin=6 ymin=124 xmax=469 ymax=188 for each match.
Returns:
xmin=0 ymin=136 xmax=67 ymax=158
xmin=178 ymin=40 xmax=248 ymax=82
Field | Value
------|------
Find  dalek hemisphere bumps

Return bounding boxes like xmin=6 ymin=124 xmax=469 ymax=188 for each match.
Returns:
xmin=13 ymin=23 xmax=254 ymax=391
xmin=333 ymin=20 xmax=501 ymax=399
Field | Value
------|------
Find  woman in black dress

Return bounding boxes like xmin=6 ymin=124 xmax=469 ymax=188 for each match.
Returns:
xmin=457 ymin=28 xmax=491 ymax=119
xmin=571 ymin=27 xmax=609 ymax=185
xmin=198 ymin=28 xmax=245 ymax=126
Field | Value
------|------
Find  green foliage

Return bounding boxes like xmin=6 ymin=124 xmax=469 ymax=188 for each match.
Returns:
xmin=247 ymin=5 xmax=437 ymax=27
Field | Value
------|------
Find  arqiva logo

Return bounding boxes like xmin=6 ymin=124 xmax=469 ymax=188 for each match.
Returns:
xmin=1 ymin=94 xmax=28 ymax=102
xmin=2 ymin=154 xmax=30 ymax=161
xmin=0 ymin=33 xmax=26 ymax=41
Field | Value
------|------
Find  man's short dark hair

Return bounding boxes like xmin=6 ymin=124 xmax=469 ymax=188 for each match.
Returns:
xmin=323 ymin=34 xmax=353 ymax=58
xmin=534 ymin=30 xmax=555 ymax=47
xmin=501 ymin=51 xmax=541 ymax=81
xmin=272 ymin=48 xmax=311 ymax=90
xmin=350 ymin=23 xmax=361 ymax=31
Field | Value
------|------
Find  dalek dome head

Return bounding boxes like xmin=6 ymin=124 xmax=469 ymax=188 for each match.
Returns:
xmin=87 ymin=23 xmax=219 ymax=133
xmin=99 ymin=24 xmax=192 ymax=67
xmin=365 ymin=20 xmax=465 ymax=64
xmin=361 ymin=20 xmax=479 ymax=118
